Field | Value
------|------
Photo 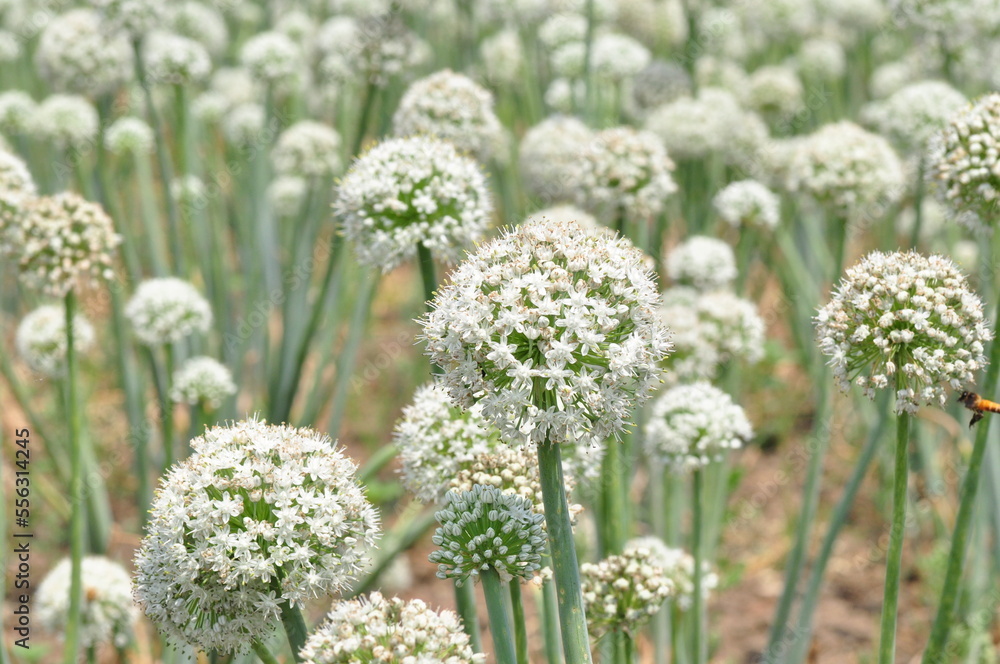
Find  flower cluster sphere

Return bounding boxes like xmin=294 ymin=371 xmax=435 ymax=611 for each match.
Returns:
xmin=421 ymin=218 xmax=671 ymax=446
xmin=580 ymin=546 xmax=675 ymax=638
xmin=816 ymin=251 xmax=990 ymax=413
xmin=133 ymin=419 xmax=380 ymax=653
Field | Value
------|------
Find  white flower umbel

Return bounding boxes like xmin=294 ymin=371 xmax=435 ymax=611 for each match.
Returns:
xmin=124 ymin=277 xmax=212 ymax=346
xmin=526 ymin=205 xmax=601 ymax=234
xmin=133 ymin=418 xmax=380 ymax=653
xmin=221 ymin=102 xmax=265 ymax=147
xmin=713 ymin=180 xmax=781 ymax=231
xmin=16 ymin=304 xmax=95 ymax=376
xmin=391 ymin=70 xmax=505 ymax=162
xmin=580 ymin=547 xmax=675 ymax=639
xmin=240 ymin=31 xmax=302 ymax=85
xmin=659 ymin=286 xmax=766 ymax=383
xmin=105 ymin=116 xmax=154 ymax=155
xmin=91 ymin=0 xmax=165 ymax=37
xmin=143 ymin=30 xmax=212 ymax=86
xmin=33 ymin=95 xmax=99 ymax=151
xmin=430 ymin=485 xmax=546 ymax=584
xmin=927 ymin=93 xmax=1000 ymax=228
xmin=629 ymin=60 xmax=693 ymax=118
xmin=570 ymin=126 xmax=677 ymax=221
xmin=816 ymin=251 xmax=991 ymax=414
xmin=0 ymin=91 xmax=36 ymax=135
xmin=271 ymin=121 xmax=343 ymax=179
xmin=300 ymin=592 xmax=485 ymax=664
xmin=863 ymin=80 xmax=966 ymax=155
xmin=268 ymin=175 xmax=308 ymax=218
xmin=645 ymin=382 xmax=753 ymax=471
xmin=519 ymin=115 xmax=594 ymax=205
xmin=666 ymin=236 xmax=737 ymax=291
xmin=168 ymin=1 xmax=228 ymax=57
xmin=0 ymin=193 xmax=120 ymax=298
xmin=396 ymin=383 xmax=601 ymax=504
xmin=35 ymin=9 xmax=133 ymax=96
xmin=0 ymin=149 xmax=35 ymax=199
xmin=624 ymin=537 xmax=718 ymax=611
xmin=480 ymin=29 xmax=525 ymax=86
xmin=421 ymin=218 xmax=671 ymax=446
xmin=170 ymin=356 xmax=236 ymax=408
xmin=746 ymin=65 xmax=805 ymax=119
xmin=317 ymin=14 xmax=428 ymax=88
xmin=787 ymin=120 xmax=904 ymax=219
xmin=37 ymin=556 xmax=137 ymax=650
xmin=334 ymin=136 xmax=492 ymax=273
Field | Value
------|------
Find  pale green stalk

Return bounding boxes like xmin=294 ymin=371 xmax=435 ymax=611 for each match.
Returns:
xmin=279 ymin=600 xmax=307 ymax=664
xmin=537 ymin=438 xmax=594 ymax=664
xmin=455 ymin=580 xmax=483 ymax=653
xmin=691 ymin=468 xmax=705 ymax=664
xmin=510 ymin=582 xmax=529 ymax=664
xmin=326 ymin=272 xmax=379 ymax=436
xmin=878 ymin=377 xmax=911 ymax=664
xmin=251 ymin=640 xmax=281 ymax=664
xmin=61 ymin=292 xmax=83 ymax=664
xmin=540 ymin=570 xmax=564 ymax=664
xmin=481 ymin=571 xmax=518 ymax=664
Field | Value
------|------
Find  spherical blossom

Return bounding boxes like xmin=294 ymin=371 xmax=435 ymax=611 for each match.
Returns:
xmin=0 ymin=149 xmax=35 ymax=199
xmin=271 ymin=121 xmax=343 ymax=179
xmin=240 ymin=31 xmax=302 ymax=84
xmin=105 ymin=116 xmax=154 ymax=155
xmin=927 ymin=93 xmax=1000 ymax=227
xmin=570 ymin=126 xmax=677 ymax=220
xmin=221 ymin=103 xmax=265 ymax=147
xmin=645 ymin=382 xmax=753 ymax=471
xmin=1 ymin=193 xmax=120 ymax=297
xmin=275 ymin=9 xmax=317 ymax=46
xmin=210 ymin=67 xmax=258 ymax=108
xmin=659 ymin=286 xmax=766 ymax=383
xmin=34 ymin=9 xmax=132 ymax=96
xmin=300 ymin=592 xmax=485 ymax=664
xmin=666 ymin=236 xmax=736 ymax=291
xmin=396 ymin=383 xmax=602 ymax=504
xmin=624 ymin=537 xmax=717 ymax=610
xmin=795 ymin=38 xmax=847 ymax=80
xmin=421 ymin=218 xmax=672 ymax=446
xmin=870 ymin=61 xmax=917 ymax=100
xmin=430 ymin=485 xmax=546 ymax=584
xmin=580 ymin=547 xmax=675 ymax=638
xmin=90 ymin=0 xmax=165 ymax=36
xmin=317 ymin=14 xmax=427 ymax=87
xmin=746 ymin=65 xmax=805 ymax=119
xmin=616 ymin=0 xmax=688 ymax=51
xmin=787 ymin=121 xmax=904 ymax=218
xmin=143 ymin=31 xmax=212 ymax=86
xmin=553 ymin=33 xmax=650 ymax=82
xmin=863 ymin=80 xmax=966 ymax=155
xmin=170 ymin=356 xmax=236 ymax=408
xmin=519 ymin=115 xmax=594 ymax=204
xmin=694 ymin=56 xmax=750 ymax=94
xmin=392 ymin=70 xmax=505 ymax=162
xmin=628 ymin=59 xmax=693 ymax=118
xmin=0 ymin=91 xmax=36 ymax=135
xmin=538 ymin=13 xmax=588 ymax=51
xmin=171 ymin=175 xmax=206 ymax=210
xmin=37 ymin=556 xmax=137 ymax=649
xmin=33 ymin=95 xmax=99 ymax=150
xmin=645 ymin=88 xmax=768 ymax=167
xmin=124 ymin=277 xmax=212 ymax=346
xmin=268 ymin=175 xmax=307 ymax=218
xmin=16 ymin=304 xmax=96 ymax=376
xmin=334 ymin=136 xmax=492 ymax=273
xmin=480 ymin=29 xmax=525 ymax=86
xmin=133 ymin=418 xmax=380 ymax=653
xmin=168 ymin=1 xmax=228 ymax=57
xmin=816 ymin=251 xmax=991 ymax=414
xmin=713 ymin=180 xmax=781 ymax=230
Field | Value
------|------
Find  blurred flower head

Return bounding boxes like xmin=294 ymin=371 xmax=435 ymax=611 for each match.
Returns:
xmin=16 ymin=304 xmax=96 ymax=376
xmin=170 ymin=356 xmax=236 ymax=409
xmin=125 ymin=277 xmax=212 ymax=346
xmin=581 ymin=546 xmax=675 ymax=638
xmin=713 ymin=180 xmax=781 ymax=231
xmin=666 ymin=236 xmax=736 ymax=291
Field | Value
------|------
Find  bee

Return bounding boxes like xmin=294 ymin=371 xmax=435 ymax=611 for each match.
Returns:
xmin=958 ymin=391 xmax=1000 ymax=428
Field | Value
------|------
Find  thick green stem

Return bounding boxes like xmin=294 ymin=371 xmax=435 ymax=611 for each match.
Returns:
xmin=922 ymin=287 xmax=1000 ymax=662
xmin=599 ymin=440 xmax=627 ymax=555
xmin=541 ymin=574 xmax=564 ymax=664
xmin=878 ymin=391 xmax=911 ymax=664
xmin=510 ymin=582 xmax=529 ymax=664
xmin=785 ymin=395 xmax=888 ymax=664
xmin=417 ymin=241 xmax=437 ymax=313
xmin=455 ymin=579 xmax=483 ymax=653
xmin=62 ymin=292 xmax=83 ymax=664
xmin=481 ymin=571 xmax=518 ymax=664
xmin=352 ymin=82 xmax=378 ymax=157
xmin=251 ymin=639 xmax=281 ymax=664
xmin=280 ymin=601 xmax=308 ymax=663
xmin=910 ymin=159 xmax=925 ymax=248
xmin=692 ymin=468 xmax=705 ymax=664
xmin=537 ymin=439 xmax=594 ymax=664
xmin=160 ymin=344 xmax=175 ymax=472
